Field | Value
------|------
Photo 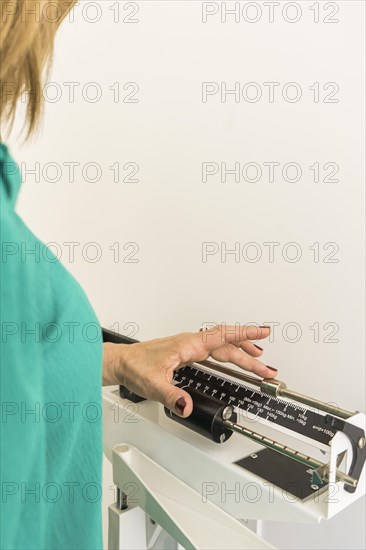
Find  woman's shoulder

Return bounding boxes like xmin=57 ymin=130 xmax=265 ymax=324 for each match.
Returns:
xmin=0 ymin=142 xmax=21 ymax=208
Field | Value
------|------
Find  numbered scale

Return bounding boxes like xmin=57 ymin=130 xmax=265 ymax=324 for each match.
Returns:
xmin=173 ymin=364 xmax=336 ymax=446
xmin=103 ymin=328 xmax=365 ymax=500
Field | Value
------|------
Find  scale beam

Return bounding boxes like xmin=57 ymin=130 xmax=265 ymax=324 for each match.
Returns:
xmin=197 ymin=358 xmax=355 ymax=420
xmin=102 ymin=328 xmax=366 ymax=505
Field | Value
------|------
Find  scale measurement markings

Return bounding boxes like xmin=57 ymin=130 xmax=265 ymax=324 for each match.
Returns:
xmin=173 ymin=366 xmax=336 ymax=445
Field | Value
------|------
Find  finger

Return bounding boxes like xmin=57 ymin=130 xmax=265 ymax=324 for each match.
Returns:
xmin=239 ymin=341 xmax=264 ymax=357
xmin=199 ymin=324 xmax=271 ymax=350
xmin=242 ymin=325 xmax=271 ymax=341
xmin=153 ymin=380 xmax=193 ymax=418
xmin=211 ymin=344 xmax=278 ymax=379
xmin=228 ymin=339 xmax=264 ymax=356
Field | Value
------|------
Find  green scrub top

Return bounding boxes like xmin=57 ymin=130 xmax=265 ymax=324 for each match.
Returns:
xmin=0 ymin=143 xmax=103 ymax=549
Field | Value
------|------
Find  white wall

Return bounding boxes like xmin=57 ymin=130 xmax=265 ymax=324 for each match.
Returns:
xmin=9 ymin=1 xmax=365 ymax=548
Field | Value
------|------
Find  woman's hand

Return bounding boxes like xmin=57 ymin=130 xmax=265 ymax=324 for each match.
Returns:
xmin=102 ymin=324 xmax=276 ymax=418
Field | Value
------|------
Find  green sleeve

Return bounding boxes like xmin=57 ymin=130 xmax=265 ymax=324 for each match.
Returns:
xmin=1 ymin=144 xmax=103 ymax=550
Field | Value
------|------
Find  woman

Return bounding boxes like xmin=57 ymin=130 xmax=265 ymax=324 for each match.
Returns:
xmin=0 ymin=2 xmax=276 ymax=548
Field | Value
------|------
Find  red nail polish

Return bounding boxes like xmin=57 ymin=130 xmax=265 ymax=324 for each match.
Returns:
xmin=266 ymin=365 xmax=278 ymax=372
xmin=254 ymin=344 xmax=263 ymax=351
xmin=175 ymin=397 xmax=186 ymax=415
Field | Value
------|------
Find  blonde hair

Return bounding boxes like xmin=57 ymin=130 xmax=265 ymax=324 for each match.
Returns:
xmin=0 ymin=0 xmax=76 ymax=139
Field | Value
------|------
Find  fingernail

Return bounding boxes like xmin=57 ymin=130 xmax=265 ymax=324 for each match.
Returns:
xmin=259 ymin=325 xmax=271 ymax=329
xmin=266 ymin=365 xmax=278 ymax=372
xmin=175 ymin=397 xmax=186 ymax=415
xmin=254 ymin=344 xmax=263 ymax=351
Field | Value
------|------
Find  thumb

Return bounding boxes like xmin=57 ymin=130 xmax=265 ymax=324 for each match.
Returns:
xmin=157 ymin=382 xmax=193 ymax=418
